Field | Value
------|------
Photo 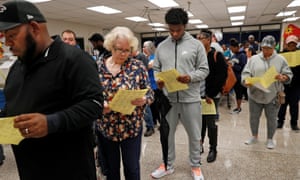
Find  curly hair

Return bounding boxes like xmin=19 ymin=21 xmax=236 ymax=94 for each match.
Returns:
xmin=103 ymin=26 xmax=138 ymax=52
xmin=165 ymin=8 xmax=188 ymax=25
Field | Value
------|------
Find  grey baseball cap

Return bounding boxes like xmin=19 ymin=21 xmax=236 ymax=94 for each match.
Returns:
xmin=261 ymin=35 xmax=276 ymax=48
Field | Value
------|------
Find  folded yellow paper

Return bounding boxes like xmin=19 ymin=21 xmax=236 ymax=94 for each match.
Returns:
xmin=155 ymin=69 xmax=188 ymax=93
xmin=281 ymin=50 xmax=300 ymax=67
xmin=109 ymin=89 xmax=149 ymax=115
xmin=201 ymin=100 xmax=216 ymax=115
xmin=0 ymin=117 xmax=24 ymax=145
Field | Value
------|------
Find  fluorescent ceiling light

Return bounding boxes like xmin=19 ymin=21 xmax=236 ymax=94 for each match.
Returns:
xmin=152 ymin=27 xmax=167 ymax=31
xmin=87 ymin=6 xmax=122 ymax=14
xmin=26 ymin=0 xmax=51 ymax=3
xmin=288 ymin=0 xmax=300 ymax=7
xmin=231 ymin=21 xmax=243 ymax=26
xmin=230 ymin=16 xmax=245 ymax=21
xmin=282 ymin=16 xmax=300 ymax=22
xmin=276 ymin=11 xmax=297 ymax=17
xmin=148 ymin=23 xmax=165 ymax=27
xmin=189 ymin=19 xmax=203 ymax=24
xmin=187 ymin=11 xmax=194 ymax=17
xmin=125 ymin=16 xmax=148 ymax=22
xmin=147 ymin=0 xmax=179 ymax=8
xmin=195 ymin=24 xmax=209 ymax=29
xmin=228 ymin=6 xmax=246 ymax=13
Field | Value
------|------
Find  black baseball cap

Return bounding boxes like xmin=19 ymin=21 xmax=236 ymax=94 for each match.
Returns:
xmin=88 ymin=33 xmax=104 ymax=42
xmin=0 ymin=0 xmax=46 ymax=31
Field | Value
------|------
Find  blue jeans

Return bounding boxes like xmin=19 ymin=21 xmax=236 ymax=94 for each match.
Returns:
xmin=144 ymin=105 xmax=154 ymax=129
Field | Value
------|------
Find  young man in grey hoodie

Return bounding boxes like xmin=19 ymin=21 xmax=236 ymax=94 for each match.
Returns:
xmin=151 ymin=8 xmax=209 ymax=180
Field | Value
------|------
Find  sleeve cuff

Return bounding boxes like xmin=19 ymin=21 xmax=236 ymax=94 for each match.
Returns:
xmin=46 ymin=114 xmax=60 ymax=134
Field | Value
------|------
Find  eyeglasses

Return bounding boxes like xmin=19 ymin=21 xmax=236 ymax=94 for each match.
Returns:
xmin=113 ymin=46 xmax=131 ymax=54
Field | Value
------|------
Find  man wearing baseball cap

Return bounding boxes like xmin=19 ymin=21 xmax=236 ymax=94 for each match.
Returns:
xmin=277 ymin=35 xmax=300 ymax=131
xmin=0 ymin=1 xmax=103 ymax=179
xmin=242 ymin=35 xmax=293 ymax=149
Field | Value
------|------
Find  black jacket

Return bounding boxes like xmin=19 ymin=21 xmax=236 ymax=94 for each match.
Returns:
xmin=4 ymin=37 xmax=103 ymax=180
xmin=205 ymin=48 xmax=228 ymax=98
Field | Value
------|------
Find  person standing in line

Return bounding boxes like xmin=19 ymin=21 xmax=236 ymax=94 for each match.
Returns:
xmin=132 ymin=49 xmax=155 ymax=137
xmin=0 ymin=1 xmax=104 ymax=179
xmin=242 ymin=35 xmax=293 ymax=149
xmin=143 ymin=40 xmax=160 ymax=129
xmin=277 ymin=35 xmax=300 ymax=131
xmin=248 ymin=34 xmax=259 ymax=52
xmin=229 ymin=38 xmax=247 ymax=113
xmin=88 ymin=33 xmax=111 ymax=62
xmin=197 ymin=30 xmax=228 ymax=163
xmin=151 ymin=8 xmax=209 ymax=180
xmin=61 ymin=29 xmax=77 ymax=46
xmin=97 ymin=26 xmax=154 ymax=180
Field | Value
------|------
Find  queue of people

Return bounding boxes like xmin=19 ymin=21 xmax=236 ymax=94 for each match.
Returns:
xmin=0 ymin=1 xmax=298 ymax=180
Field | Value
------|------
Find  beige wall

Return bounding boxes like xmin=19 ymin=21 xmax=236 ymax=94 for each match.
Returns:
xmin=47 ymin=19 xmax=103 ymax=52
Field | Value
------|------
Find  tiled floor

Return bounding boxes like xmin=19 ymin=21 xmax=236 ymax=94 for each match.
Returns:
xmin=1 ymin=95 xmax=300 ymax=180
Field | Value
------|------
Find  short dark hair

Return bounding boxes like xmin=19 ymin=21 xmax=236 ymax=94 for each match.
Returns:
xmin=230 ymin=38 xmax=239 ymax=47
xmin=61 ymin=29 xmax=76 ymax=39
xmin=200 ymin=29 xmax=212 ymax=38
xmin=88 ymin=33 xmax=104 ymax=42
xmin=165 ymin=8 xmax=188 ymax=25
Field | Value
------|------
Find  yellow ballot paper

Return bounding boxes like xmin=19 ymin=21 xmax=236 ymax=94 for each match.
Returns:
xmin=109 ymin=89 xmax=149 ymax=115
xmin=155 ymin=69 xmax=188 ymax=93
xmin=281 ymin=50 xmax=300 ymax=67
xmin=201 ymin=100 xmax=216 ymax=115
xmin=245 ymin=66 xmax=278 ymax=92
xmin=0 ymin=117 xmax=24 ymax=145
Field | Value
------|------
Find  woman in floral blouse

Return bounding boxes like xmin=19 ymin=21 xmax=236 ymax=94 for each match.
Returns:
xmin=97 ymin=26 xmax=154 ymax=180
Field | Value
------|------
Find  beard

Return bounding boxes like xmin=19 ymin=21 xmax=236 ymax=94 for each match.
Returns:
xmin=19 ymin=29 xmax=37 ymax=64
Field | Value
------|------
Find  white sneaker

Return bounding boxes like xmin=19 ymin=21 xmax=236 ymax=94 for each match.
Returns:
xmin=266 ymin=139 xmax=275 ymax=149
xmin=191 ymin=167 xmax=204 ymax=180
xmin=151 ymin=163 xmax=174 ymax=179
xmin=245 ymin=137 xmax=258 ymax=145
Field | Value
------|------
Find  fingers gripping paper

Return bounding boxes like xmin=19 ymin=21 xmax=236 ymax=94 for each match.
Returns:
xmin=0 ymin=117 xmax=24 ymax=145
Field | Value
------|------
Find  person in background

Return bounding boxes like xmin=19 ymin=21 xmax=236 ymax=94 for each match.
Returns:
xmin=132 ymin=49 xmax=155 ymax=137
xmin=229 ymin=38 xmax=247 ymax=113
xmin=197 ymin=30 xmax=228 ymax=163
xmin=151 ymin=8 xmax=209 ymax=180
xmin=248 ymin=34 xmax=259 ymax=52
xmin=242 ymin=35 xmax=293 ymax=149
xmin=143 ymin=40 xmax=160 ymax=128
xmin=245 ymin=46 xmax=257 ymax=60
xmin=88 ymin=33 xmax=111 ymax=62
xmin=277 ymin=35 xmax=300 ymax=131
xmin=211 ymin=30 xmax=224 ymax=53
xmin=0 ymin=1 xmax=104 ymax=179
xmin=61 ymin=29 xmax=77 ymax=46
xmin=97 ymin=26 xmax=154 ymax=180
xmin=222 ymin=44 xmax=231 ymax=61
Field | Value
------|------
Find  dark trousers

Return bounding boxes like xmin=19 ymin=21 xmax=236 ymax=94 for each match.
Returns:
xmin=150 ymin=89 xmax=161 ymax=125
xmin=98 ymin=131 xmax=142 ymax=180
xmin=201 ymin=98 xmax=219 ymax=150
xmin=0 ymin=145 xmax=4 ymax=161
xmin=278 ymin=86 xmax=300 ymax=126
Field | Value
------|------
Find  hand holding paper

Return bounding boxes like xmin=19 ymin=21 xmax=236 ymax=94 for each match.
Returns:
xmin=0 ymin=117 xmax=24 ymax=145
xmin=155 ymin=69 xmax=188 ymax=92
xmin=245 ymin=66 xmax=278 ymax=92
xmin=109 ymin=89 xmax=149 ymax=115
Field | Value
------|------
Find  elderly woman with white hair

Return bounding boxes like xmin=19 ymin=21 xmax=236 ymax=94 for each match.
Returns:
xmin=97 ymin=26 xmax=154 ymax=180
